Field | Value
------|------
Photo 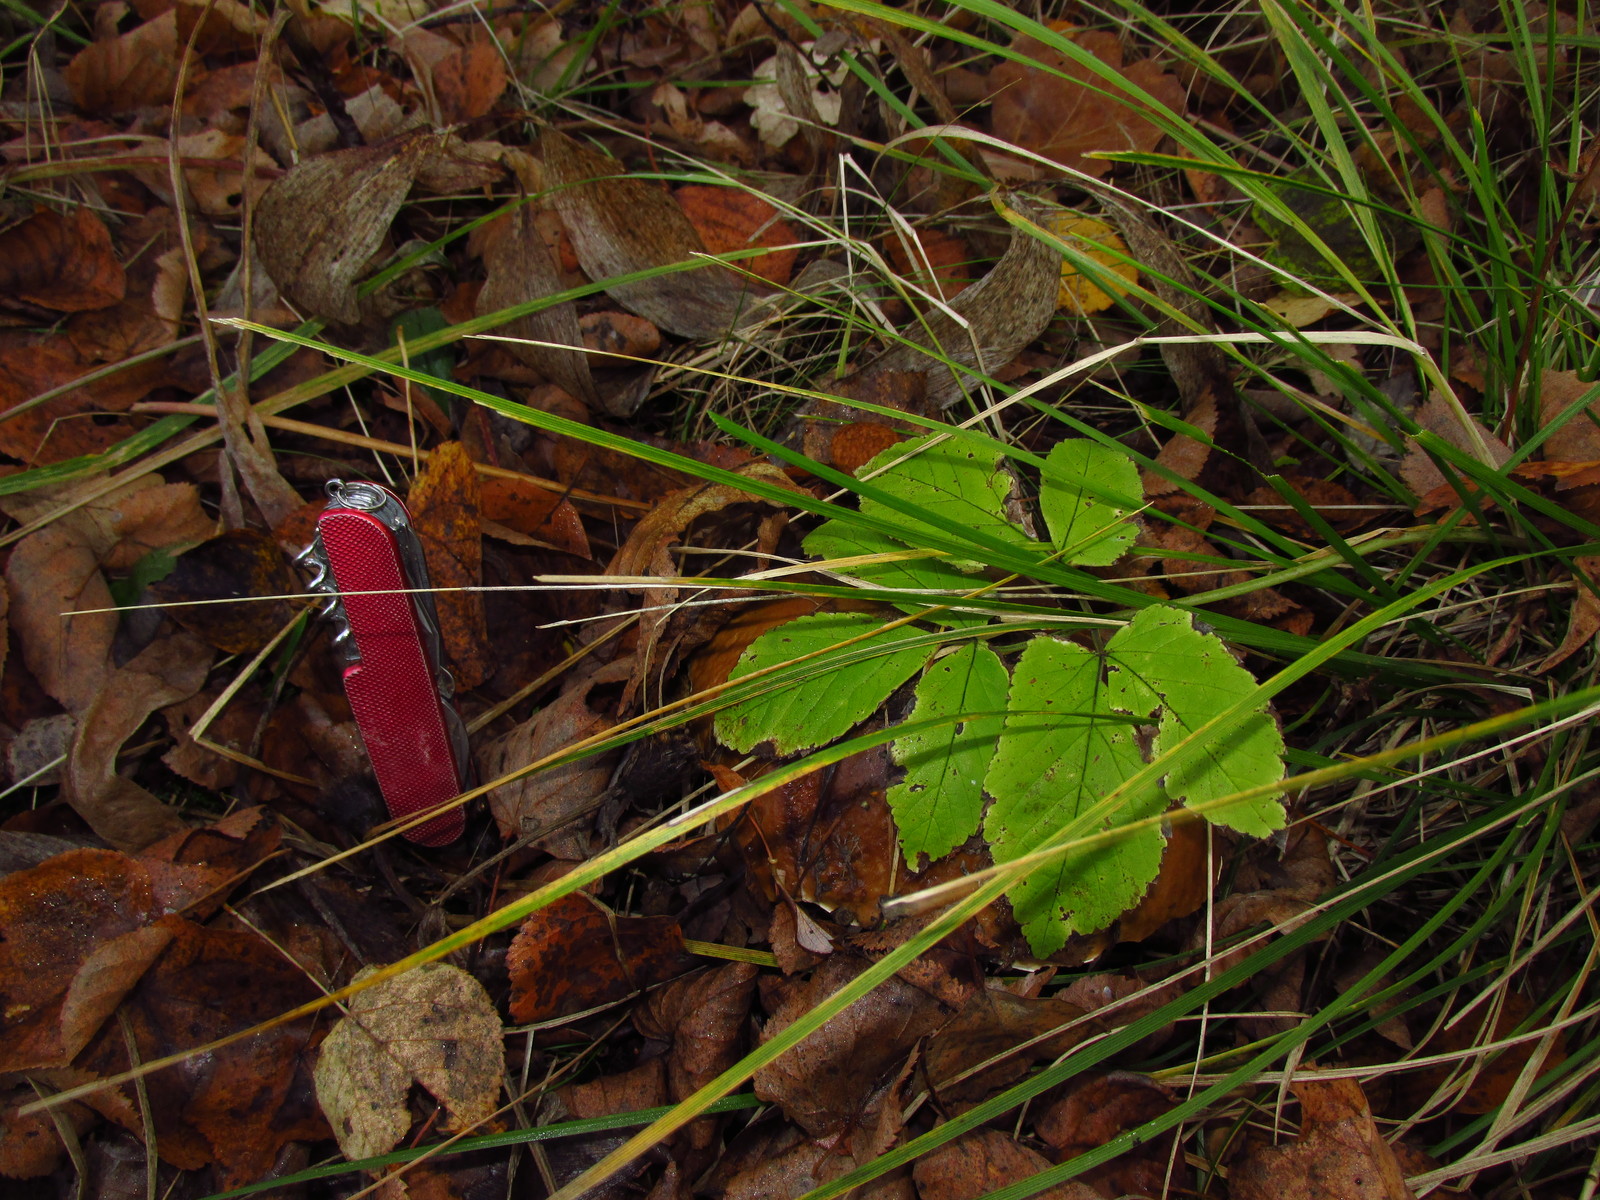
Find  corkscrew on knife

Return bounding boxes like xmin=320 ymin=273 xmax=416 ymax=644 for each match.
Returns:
xmin=296 ymin=480 xmax=470 ymax=846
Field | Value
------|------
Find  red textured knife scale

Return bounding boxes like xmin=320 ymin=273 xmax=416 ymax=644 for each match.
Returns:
xmin=317 ymin=508 xmax=465 ymax=846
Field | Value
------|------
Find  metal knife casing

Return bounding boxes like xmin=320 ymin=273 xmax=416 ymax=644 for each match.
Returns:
xmin=298 ymin=480 xmax=469 ymax=846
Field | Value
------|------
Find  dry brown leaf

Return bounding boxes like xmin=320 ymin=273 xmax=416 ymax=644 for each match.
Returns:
xmin=913 ymin=1129 xmax=1099 ymax=1200
xmin=72 ymin=914 xmax=327 ymax=1185
xmin=64 ymin=10 xmax=179 ymax=115
xmin=408 ymin=442 xmax=492 ymax=690
xmin=475 ymin=203 xmax=599 ymax=409
xmin=480 ymin=476 xmax=590 ymax=558
xmin=432 ymin=39 xmax=508 ymax=123
xmin=1042 ymin=211 xmax=1138 ymax=314
xmin=542 ymin=128 xmax=756 ymax=339
xmin=506 ymin=892 xmax=688 ymax=1023
xmin=1537 ymin=368 xmax=1600 ymax=462
xmin=65 ymin=208 xmax=189 ymax=360
xmin=314 ymin=962 xmax=502 ymax=1161
xmin=0 ymin=1082 xmax=96 ymax=1178
xmin=754 ymin=953 xmax=946 ymax=1138
xmin=923 ymin=986 xmax=1088 ymax=1104
xmin=676 ymin=184 xmax=799 ymax=287
xmin=478 ymin=656 xmax=633 ymax=854
xmin=0 ymin=810 xmax=279 ymax=1075
xmin=859 ymin=197 xmax=1058 ymax=409
xmin=1034 ymin=1073 xmax=1188 ymax=1198
xmin=1403 ymin=991 xmax=1566 ymax=1117
xmin=63 ymin=631 xmax=214 ymax=850
xmin=0 ymin=207 xmax=125 ymax=313
xmin=1539 ymin=554 xmax=1600 ymax=672
xmin=5 ymin=522 xmax=117 ymax=714
xmin=1230 ymin=1076 xmax=1414 ymax=1200
xmin=1114 ymin=819 xmax=1215 ymax=942
xmin=0 ymin=848 xmax=159 ymax=1071
xmin=150 ymin=529 xmax=296 ymax=654
xmin=560 ymin=1057 xmax=670 ymax=1121
xmin=254 ymin=131 xmax=445 ymax=323
xmin=0 ymin=339 xmax=162 ymax=465
xmin=635 ymin=961 xmax=760 ymax=1101
xmin=1399 ymin=393 xmax=1511 ymax=499
xmin=716 ymin=749 xmax=901 ymax=926
xmin=883 ymin=225 xmax=974 ymax=299
xmin=990 ymin=28 xmax=1185 ymax=177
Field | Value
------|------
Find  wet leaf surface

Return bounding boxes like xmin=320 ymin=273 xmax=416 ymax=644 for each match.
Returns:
xmin=506 ymin=892 xmax=689 ymax=1023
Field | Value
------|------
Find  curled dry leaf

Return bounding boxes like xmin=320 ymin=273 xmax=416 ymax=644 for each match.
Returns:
xmin=990 ymin=28 xmax=1186 ymax=177
xmin=408 ymin=442 xmax=492 ymax=690
xmin=1229 ymin=1077 xmax=1414 ymax=1200
xmin=4 ymin=479 xmax=214 ymax=714
xmin=0 ymin=207 xmax=125 ymax=313
xmin=505 ymin=892 xmax=688 ymax=1023
xmin=254 ymin=131 xmax=446 ymax=323
xmin=542 ymin=128 xmax=756 ymax=339
xmin=607 ymin=460 xmax=810 ymax=707
xmin=63 ymin=631 xmax=215 ymax=850
xmin=314 ymin=962 xmax=504 ymax=1161
xmin=860 ymin=197 xmax=1059 ymax=409
xmin=476 ymin=203 xmax=600 ymax=409
xmin=478 ymin=656 xmax=634 ymax=855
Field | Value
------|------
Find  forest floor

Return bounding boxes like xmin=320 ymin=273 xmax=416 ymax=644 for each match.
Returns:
xmin=1 ymin=1 xmax=1598 ymax=1198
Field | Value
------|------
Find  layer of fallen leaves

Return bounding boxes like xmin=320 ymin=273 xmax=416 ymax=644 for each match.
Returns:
xmin=0 ymin=1 xmax=1575 ymax=1198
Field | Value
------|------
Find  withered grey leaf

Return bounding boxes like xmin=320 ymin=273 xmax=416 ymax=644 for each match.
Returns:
xmin=314 ymin=962 xmax=503 ymax=1161
xmin=477 ymin=203 xmax=599 ymax=409
xmin=541 ymin=128 xmax=754 ymax=339
xmin=254 ymin=131 xmax=444 ymax=323
xmin=865 ymin=197 xmax=1058 ymax=408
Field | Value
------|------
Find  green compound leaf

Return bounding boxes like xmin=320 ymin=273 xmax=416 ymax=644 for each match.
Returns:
xmin=984 ymin=636 xmax=1164 ymax=957
xmin=888 ymin=642 xmax=1009 ymax=864
xmin=855 ymin=434 xmax=1037 ymax=570
xmin=1039 ymin=439 xmax=1142 ymax=565
xmin=713 ymin=612 xmax=931 ymax=756
xmin=803 ymin=521 xmax=986 ymax=628
xmin=984 ymin=611 xmax=1286 ymax=957
xmin=1101 ymin=607 xmax=1287 ymax=836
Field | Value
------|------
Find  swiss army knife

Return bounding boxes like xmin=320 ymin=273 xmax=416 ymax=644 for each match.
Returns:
xmin=297 ymin=480 xmax=469 ymax=846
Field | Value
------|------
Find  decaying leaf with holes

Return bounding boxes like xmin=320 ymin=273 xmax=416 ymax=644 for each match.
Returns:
xmin=314 ymin=963 xmax=503 ymax=1160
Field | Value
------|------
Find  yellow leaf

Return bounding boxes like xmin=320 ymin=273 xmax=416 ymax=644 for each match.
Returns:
xmin=1045 ymin=214 xmax=1138 ymax=315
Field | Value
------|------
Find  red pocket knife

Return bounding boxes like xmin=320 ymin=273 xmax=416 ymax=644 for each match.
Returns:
xmin=297 ymin=480 xmax=469 ymax=846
